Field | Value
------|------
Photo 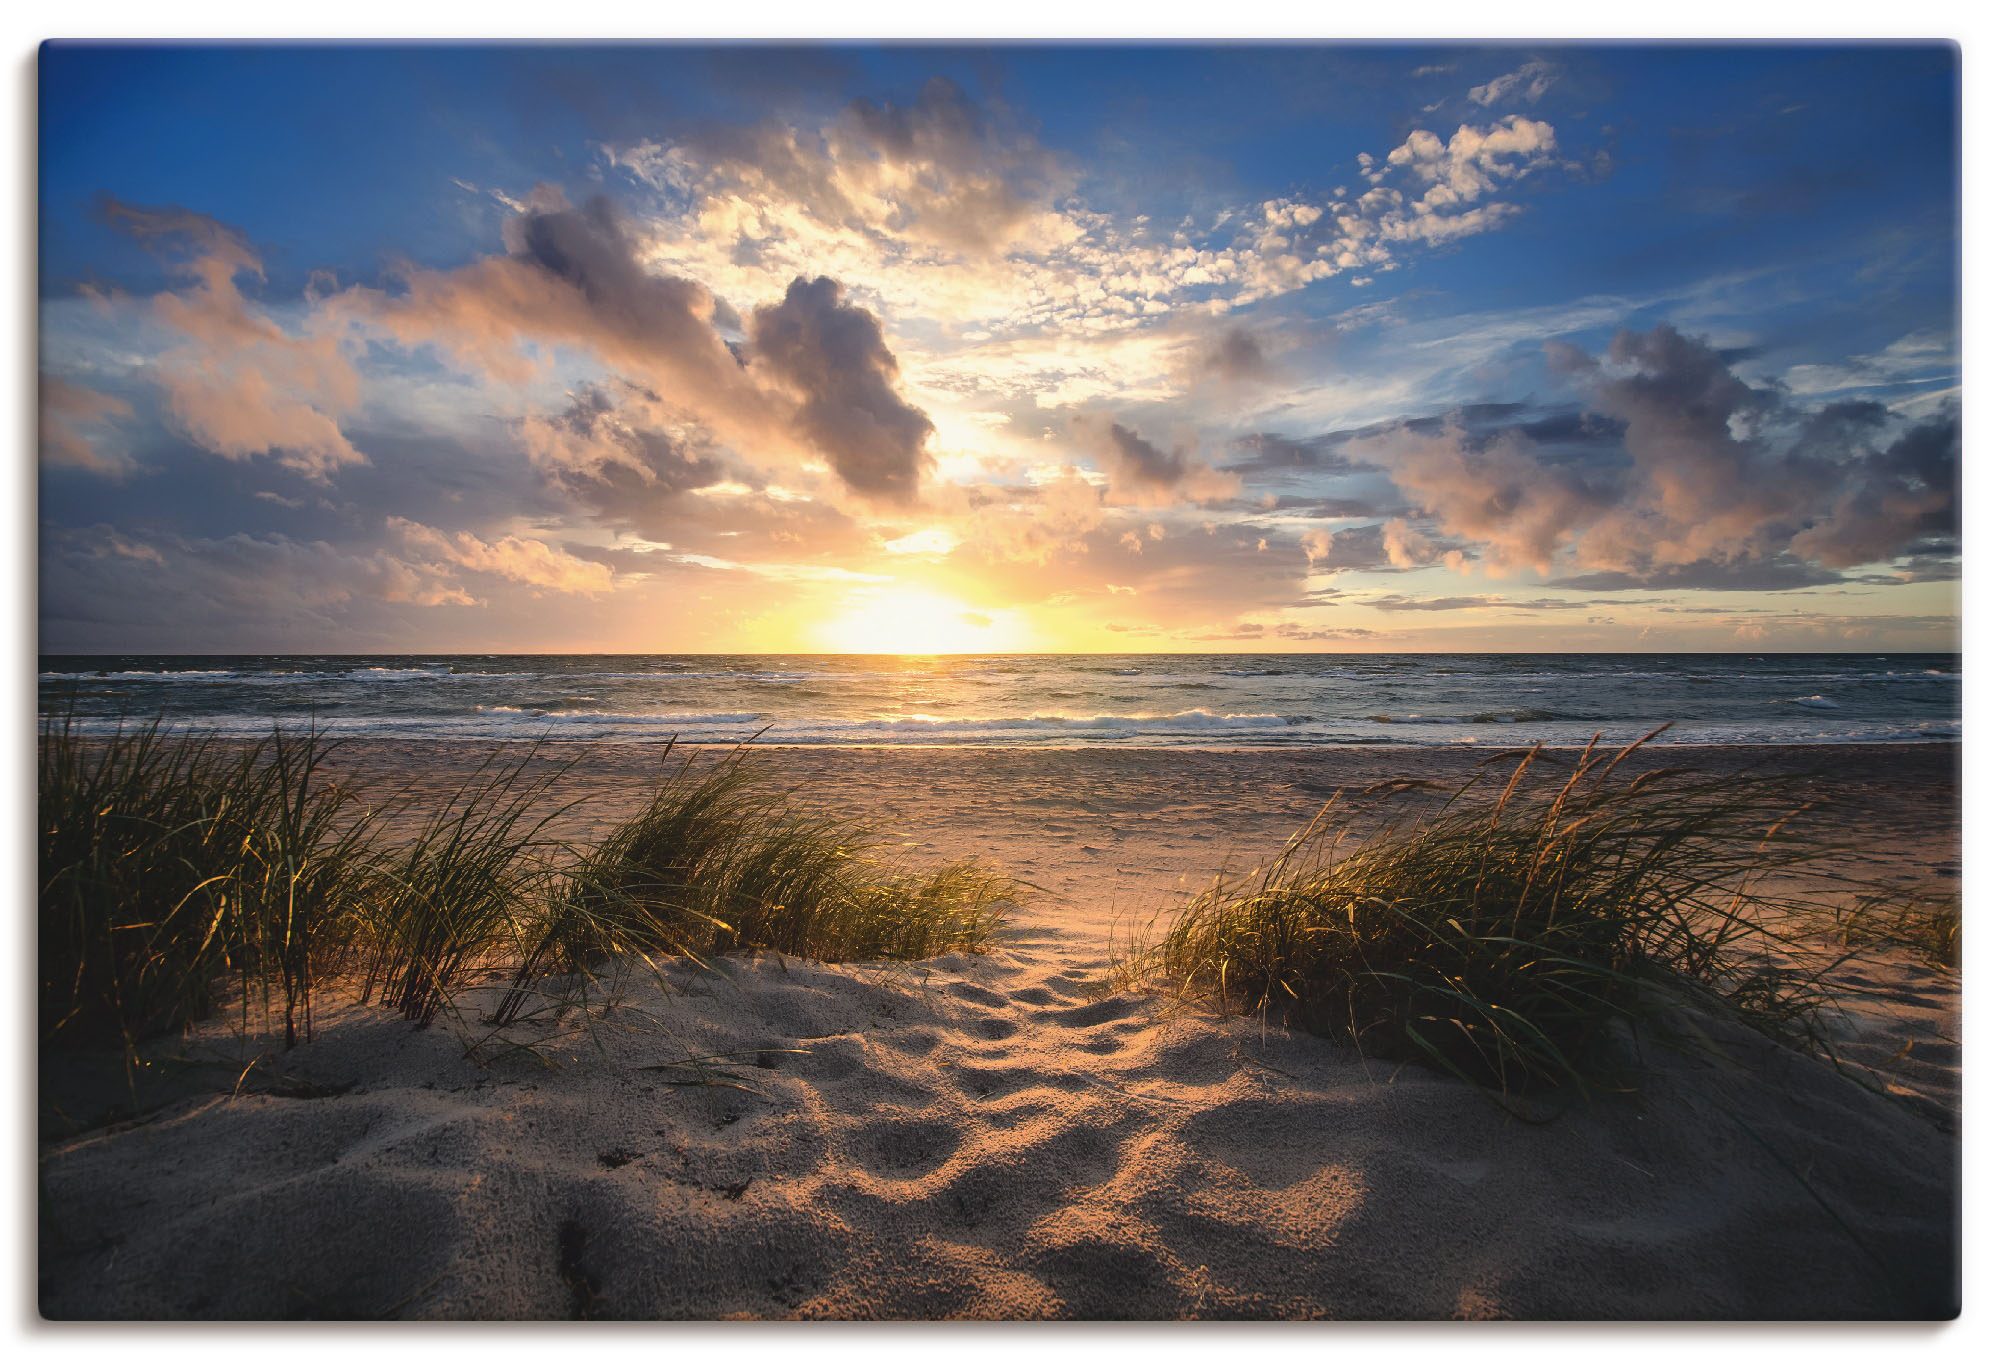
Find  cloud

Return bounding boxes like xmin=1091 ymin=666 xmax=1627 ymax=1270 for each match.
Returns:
xmin=1248 ymin=493 xmax=1401 ymax=520
xmin=340 ymin=193 xmax=935 ymax=503
xmin=1346 ymin=324 xmax=1960 ymax=582
xmin=1546 ymin=560 xmax=1847 ymax=592
xmin=1381 ymin=517 xmax=1445 ymax=568
xmin=1223 ymin=431 xmax=1367 ymax=476
xmin=389 ymin=517 xmax=617 ymax=595
xmin=1189 ymin=326 xmax=1283 ymax=390
xmin=100 ymin=199 xmax=366 ymax=481
xmin=611 ymin=75 xmax=1074 ymax=262
xmin=39 ymin=523 xmax=478 ymax=650
xmin=1783 ymin=329 xmax=1959 ymax=396
xmin=944 ymin=469 xmax=1108 ymax=566
xmin=1375 ymin=116 xmax=1561 ymax=224
xmin=1300 ymin=523 xmax=1402 ymax=571
xmin=39 ymin=375 xmax=136 ymax=477
xmin=748 ymin=276 xmax=936 ymax=502
xmin=340 ymin=190 xmax=747 ymax=406
xmin=608 ymin=95 xmax=1567 ymax=338
xmin=943 ymin=507 xmax=1314 ymax=627
xmin=1364 ymin=594 xmax=1508 ymax=611
xmin=1272 ymin=622 xmax=1379 ymax=642
xmin=1785 ymin=408 xmax=1960 ymax=568
xmin=520 ymin=381 xmax=730 ymax=497
xmin=1348 ymin=424 xmax=1605 ymax=576
xmin=1074 ymin=416 xmax=1240 ymax=506
xmin=1467 ymin=60 xmax=1559 ymax=108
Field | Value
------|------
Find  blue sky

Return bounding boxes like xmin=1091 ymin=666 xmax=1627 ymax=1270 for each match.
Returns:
xmin=38 ymin=42 xmax=1961 ymax=652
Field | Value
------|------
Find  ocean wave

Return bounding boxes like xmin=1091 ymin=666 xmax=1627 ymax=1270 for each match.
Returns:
xmin=1785 ymin=695 xmax=1841 ymax=710
xmin=347 ymin=667 xmax=453 ymax=681
xmin=1368 ymin=709 xmax=1561 ymax=725
xmin=837 ymin=709 xmax=1300 ymax=732
xmin=573 ymin=669 xmax=820 ymax=683
xmin=478 ymin=709 xmax=767 ymax=725
xmin=42 ymin=669 xmax=239 ymax=681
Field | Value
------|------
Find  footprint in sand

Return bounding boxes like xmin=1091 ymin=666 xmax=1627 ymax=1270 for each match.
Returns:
xmin=1051 ymin=996 xmax=1142 ymax=1029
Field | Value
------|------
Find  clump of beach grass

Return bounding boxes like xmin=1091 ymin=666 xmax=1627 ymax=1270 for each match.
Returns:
xmin=353 ymin=745 xmax=578 ymax=1029
xmin=495 ymin=743 xmax=1014 ymax=1023
xmin=1153 ymin=727 xmax=1848 ymax=1092
xmin=39 ymin=711 xmax=376 ymax=1053
xmin=43 ymin=716 xmax=1017 ymax=1053
xmin=1819 ymin=894 xmax=1961 ymax=970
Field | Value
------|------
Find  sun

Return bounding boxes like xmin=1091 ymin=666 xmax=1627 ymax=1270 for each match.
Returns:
xmin=818 ymin=585 xmax=1018 ymax=654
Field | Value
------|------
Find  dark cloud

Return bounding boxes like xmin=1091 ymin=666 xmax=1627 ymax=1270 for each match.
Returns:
xmin=1098 ymin=421 xmax=1184 ymax=486
xmin=1366 ymin=594 xmax=1505 ymax=611
xmin=1336 ymin=325 xmax=1960 ymax=581
xmin=526 ymin=382 xmax=731 ymax=508
xmin=1787 ymin=407 xmax=1959 ymax=568
xmin=1302 ymin=523 xmax=1392 ymax=571
xmin=1546 ymin=559 xmax=1847 ymax=592
xmin=346 ymin=195 xmax=938 ymax=502
xmin=507 ymin=196 xmax=728 ymax=372
xmin=1229 ymin=402 xmax=1620 ymax=482
xmin=40 ymin=523 xmax=473 ymax=651
xmin=1248 ymin=494 xmax=1406 ymax=519
xmin=1075 ymin=416 xmax=1238 ymax=505
xmin=1192 ymin=327 xmax=1283 ymax=390
xmin=1224 ymin=430 xmax=1364 ymax=474
xmin=749 ymin=276 xmax=935 ymax=503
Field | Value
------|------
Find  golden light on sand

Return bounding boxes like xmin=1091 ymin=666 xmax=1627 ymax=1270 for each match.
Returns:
xmin=818 ymin=584 xmax=1020 ymax=654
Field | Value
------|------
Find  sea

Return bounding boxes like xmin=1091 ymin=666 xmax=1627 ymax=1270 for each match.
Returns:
xmin=36 ymin=653 xmax=1961 ymax=750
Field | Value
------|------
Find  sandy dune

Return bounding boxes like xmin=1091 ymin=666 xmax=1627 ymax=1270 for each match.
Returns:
xmin=38 ymin=743 xmax=1960 ymax=1320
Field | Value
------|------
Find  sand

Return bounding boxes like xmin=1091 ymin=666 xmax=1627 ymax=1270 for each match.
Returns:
xmin=37 ymin=742 xmax=1961 ymax=1320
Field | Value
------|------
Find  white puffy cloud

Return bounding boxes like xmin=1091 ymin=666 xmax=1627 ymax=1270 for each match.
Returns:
xmin=597 ymin=85 xmax=1565 ymax=343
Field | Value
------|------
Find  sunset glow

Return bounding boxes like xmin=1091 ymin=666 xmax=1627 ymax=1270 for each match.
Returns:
xmin=819 ymin=586 xmax=1027 ymax=655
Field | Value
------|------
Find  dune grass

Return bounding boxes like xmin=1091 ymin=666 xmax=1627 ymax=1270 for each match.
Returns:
xmin=39 ymin=711 xmax=376 ymax=1053
xmin=352 ymin=746 xmax=578 ymax=1028
xmin=1820 ymin=894 xmax=1961 ymax=970
xmin=494 ymin=743 xmax=1015 ymax=1023
xmin=42 ymin=716 xmax=1017 ymax=1054
xmin=1153 ymin=728 xmax=1854 ymax=1092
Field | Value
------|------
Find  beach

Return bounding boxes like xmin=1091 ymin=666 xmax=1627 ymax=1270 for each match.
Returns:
xmin=37 ymin=740 xmax=1960 ymax=1320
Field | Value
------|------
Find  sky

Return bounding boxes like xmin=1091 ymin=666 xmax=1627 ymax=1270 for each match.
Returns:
xmin=36 ymin=42 xmax=1963 ymax=654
